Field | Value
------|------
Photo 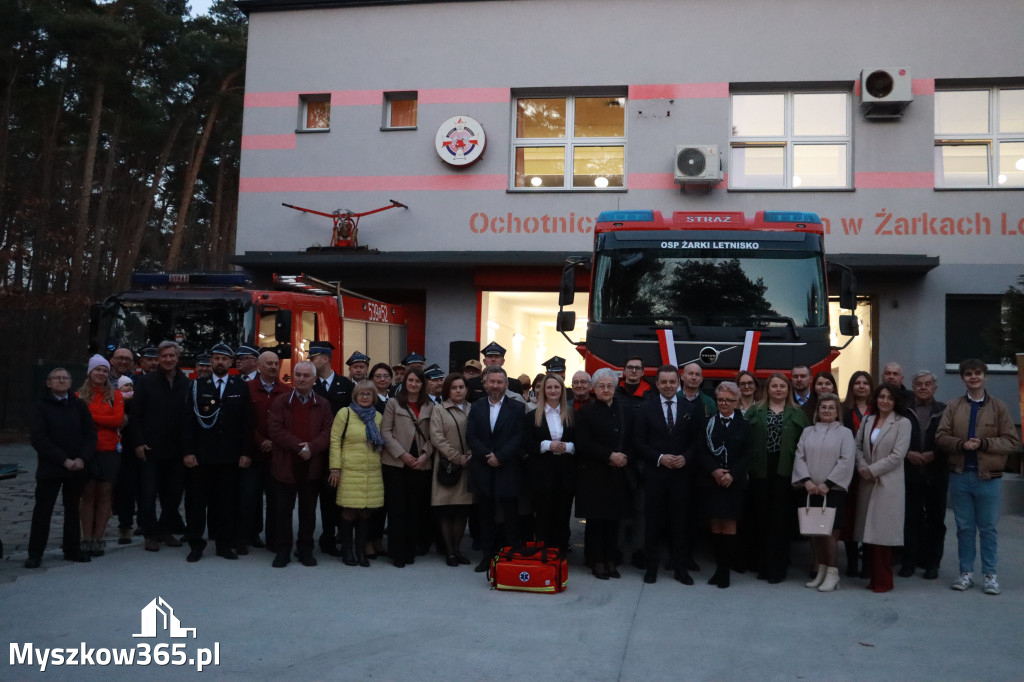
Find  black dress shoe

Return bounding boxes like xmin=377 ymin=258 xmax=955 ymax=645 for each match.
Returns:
xmin=608 ymin=566 xmax=622 ymax=579
xmin=235 ymin=544 xmax=250 ymax=556
xmin=272 ymin=553 xmax=289 ymax=568
xmin=643 ymin=568 xmax=658 ymax=584
xmin=592 ymin=567 xmax=610 ymax=580
xmin=685 ymin=559 xmax=700 ymax=572
xmin=159 ymin=533 xmax=183 ymax=548
xmin=446 ymin=555 xmax=460 ymax=567
xmin=631 ymin=549 xmax=647 ymax=569
xmin=898 ymin=565 xmax=916 ymax=578
xmin=394 ymin=560 xmax=407 ymax=568
xmin=923 ymin=567 xmax=939 ymax=580
xmin=186 ymin=548 xmax=203 ymax=563
xmin=767 ymin=576 xmax=784 ymax=584
xmin=320 ymin=544 xmax=342 ymax=557
xmin=216 ymin=548 xmax=239 ymax=560
xmin=674 ymin=570 xmax=694 ymax=585
xmin=64 ymin=552 xmax=91 ymax=563
xmin=249 ymin=536 xmax=266 ymax=549
xmin=297 ymin=553 xmax=318 ymax=567
xmin=24 ymin=556 xmax=42 ymax=569
xmin=456 ymin=553 xmax=471 ymax=565
xmin=474 ymin=559 xmax=490 ymax=573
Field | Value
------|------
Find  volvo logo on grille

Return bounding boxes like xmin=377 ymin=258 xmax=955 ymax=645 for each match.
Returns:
xmin=699 ymin=346 xmax=719 ymax=364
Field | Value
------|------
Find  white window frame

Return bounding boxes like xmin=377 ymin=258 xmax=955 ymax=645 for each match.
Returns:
xmin=509 ymin=93 xmax=627 ymax=192
xmin=297 ymin=93 xmax=331 ymax=133
xmin=729 ymin=90 xmax=852 ymax=191
xmin=381 ymin=91 xmax=418 ymax=130
xmin=934 ymin=86 xmax=1024 ymax=189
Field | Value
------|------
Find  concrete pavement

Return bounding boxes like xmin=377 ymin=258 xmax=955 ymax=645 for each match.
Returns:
xmin=2 ymin=441 xmax=1022 ymax=681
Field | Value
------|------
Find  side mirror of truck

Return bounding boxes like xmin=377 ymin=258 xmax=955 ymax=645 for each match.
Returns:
xmin=838 ymin=314 xmax=859 ymax=337
xmin=556 ymin=311 xmax=576 ymax=333
xmin=558 ymin=267 xmax=575 ymax=307
xmin=840 ymin=270 xmax=856 ymax=311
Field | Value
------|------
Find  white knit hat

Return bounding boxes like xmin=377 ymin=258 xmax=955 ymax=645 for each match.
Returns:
xmin=87 ymin=354 xmax=110 ymax=375
xmin=116 ymin=375 xmax=134 ymax=389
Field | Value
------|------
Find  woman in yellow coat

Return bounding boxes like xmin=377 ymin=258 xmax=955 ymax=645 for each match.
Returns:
xmin=328 ymin=380 xmax=385 ymax=567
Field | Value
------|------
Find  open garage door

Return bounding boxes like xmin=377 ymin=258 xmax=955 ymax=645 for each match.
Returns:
xmin=479 ymin=290 xmax=589 ymax=384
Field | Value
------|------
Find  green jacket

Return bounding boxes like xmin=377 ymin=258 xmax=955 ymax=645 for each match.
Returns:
xmin=745 ymin=404 xmax=810 ymax=479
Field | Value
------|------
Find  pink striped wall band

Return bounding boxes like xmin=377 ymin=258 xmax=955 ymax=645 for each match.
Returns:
xmin=629 ymin=83 xmax=729 ymax=100
xmin=244 ymin=88 xmax=510 ymax=109
xmin=854 ymin=172 xmax=934 ymax=189
xmin=241 ymin=134 xmax=296 ymax=150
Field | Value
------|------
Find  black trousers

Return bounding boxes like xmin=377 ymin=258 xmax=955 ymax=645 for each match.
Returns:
xmin=236 ymin=458 xmax=274 ymax=546
xmin=28 ymin=477 xmax=85 ymax=558
xmin=317 ymin=479 xmax=340 ymax=549
xmin=137 ymin=455 xmax=185 ymax=538
xmin=584 ymin=519 xmax=620 ymax=565
xmin=273 ymin=478 xmax=319 ymax=555
xmin=476 ymin=492 xmax=521 ymax=555
xmin=903 ymin=467 xmax=949 ymax=570
xmin=748 ymin=475 xmax=795 ymax=580
xmin=185 ymin=463 xmax=238 ymax=552
xmin=643 ymin=467 xmax=690 ymax=568
xmin=114 ymin=449 xmax=139 ymax=529
xmin=383 ymin=465 xmax=432 ymax=563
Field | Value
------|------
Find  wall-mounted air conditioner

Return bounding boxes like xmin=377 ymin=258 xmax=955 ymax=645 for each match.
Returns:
xmin=860 ymin=68 xmax=913 ymax=119
xmin=674 ymin=144 xmax=722 ymax=184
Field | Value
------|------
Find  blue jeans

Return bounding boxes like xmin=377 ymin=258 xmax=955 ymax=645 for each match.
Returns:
xmin=949 ymin=472 xmax=1001 ymax=575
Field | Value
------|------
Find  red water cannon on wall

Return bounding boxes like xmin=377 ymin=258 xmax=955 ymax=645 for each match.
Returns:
xmin=283 ymin=199 xmax=407 ymax=249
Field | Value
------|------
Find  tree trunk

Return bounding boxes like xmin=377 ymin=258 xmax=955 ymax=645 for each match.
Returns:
xmin=69 ymin=78 xmax=105 ymax=295
xmin=87 ymin=111 xmax=122 ymax=297
xmin=164 ymin=69 xmax=241 ymax=271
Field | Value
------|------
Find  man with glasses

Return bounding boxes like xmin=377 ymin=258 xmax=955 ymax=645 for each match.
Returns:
xmin=25 ymin=369 xmax=96 ymax=567
xmin=616 ymin=357 xmax=654 ymax=414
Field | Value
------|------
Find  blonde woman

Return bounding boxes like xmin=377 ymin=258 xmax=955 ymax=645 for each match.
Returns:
xmin=78 ymin=355 xmax=125 ymax=556
xmin=524 ymin=374 xmax=576 ymax=552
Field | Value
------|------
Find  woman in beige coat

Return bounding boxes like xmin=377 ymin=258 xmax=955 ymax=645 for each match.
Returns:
xmin=429 ymin=373 xmax=474 ymax=566
xmin=854 ymin=383 xmax=911 ymax=593
xmin=381 ymin=368 xmax=434 ymax=568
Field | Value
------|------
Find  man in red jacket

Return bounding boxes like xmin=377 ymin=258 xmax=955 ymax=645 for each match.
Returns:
xmin=268 ymin=361 xmax=334 ymax=567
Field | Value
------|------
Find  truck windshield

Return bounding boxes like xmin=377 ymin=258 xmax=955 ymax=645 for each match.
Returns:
xmin=592 ymin=248 xmax=827 ymax=328
xmin=103 ymin=298 xmax=250 ymax=358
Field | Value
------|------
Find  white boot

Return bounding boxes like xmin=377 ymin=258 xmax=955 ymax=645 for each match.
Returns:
xmin=818 ymin=566 xmax=840 ymax=592
xmin=805 ymin=565 xmax=827 ymax=588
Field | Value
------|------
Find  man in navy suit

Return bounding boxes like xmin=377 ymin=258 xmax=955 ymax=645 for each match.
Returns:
xmin=182 ymin=343 xmax=253 ymax=562
xmin=633 ymin=365 xmax=700 ymax=585
xmin=466 ymin=365 xmax=526 ymax=571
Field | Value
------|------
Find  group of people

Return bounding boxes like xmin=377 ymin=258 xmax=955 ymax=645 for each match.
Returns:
xmin=25 ymin=340 xmax=1018 ymax=598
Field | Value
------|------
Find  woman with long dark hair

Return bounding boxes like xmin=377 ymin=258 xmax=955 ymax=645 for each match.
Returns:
xmin=428 ymin=373 xmax=474 ymax=565
xmin=381 ymin=367 xmax=434 ymax=567
xmin=840 ymin=370 xmax=873 ymax=576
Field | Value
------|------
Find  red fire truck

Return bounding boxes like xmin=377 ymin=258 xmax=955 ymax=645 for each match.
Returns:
xmin=557 ymin=210 xmax=857 ymax=380
xmin=90 ymin=272 xmax=407 ymax=378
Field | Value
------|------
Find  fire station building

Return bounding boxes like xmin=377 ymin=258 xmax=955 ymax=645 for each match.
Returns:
xmin=233 ymin=0 xmax=1024 ymax=416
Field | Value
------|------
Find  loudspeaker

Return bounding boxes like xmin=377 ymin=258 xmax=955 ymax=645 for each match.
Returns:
xmin=449 ymin=340 xmax=479 ymax=374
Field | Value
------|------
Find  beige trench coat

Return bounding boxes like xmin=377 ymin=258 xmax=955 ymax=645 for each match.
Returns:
xmin=428 ymin=400 xmax=474 ymax=506
xmin=854 ymin=412 xmax=911 ymax=546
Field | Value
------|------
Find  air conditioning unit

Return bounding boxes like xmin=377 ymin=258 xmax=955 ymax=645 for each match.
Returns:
xmin=674 ymin=144 xmax=722 ymax=184
xmin=860 ymin=68 xmax=913 ymax=119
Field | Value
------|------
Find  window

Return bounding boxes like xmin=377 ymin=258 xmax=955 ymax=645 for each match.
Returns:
xmin=511 ymin=94 xmax=626 ymax=190
xmin=729 ymin=91 xmax=851 ymax=189
xmin=298 ymin=94 xmax=330 ymax=132
xmin=383 ymin=91 xmax=417 ymax=129
xmin=934 ymin=87 xmax=1024 ymax=188
xmin=945 ymin=295 xmax=1008 ymax=370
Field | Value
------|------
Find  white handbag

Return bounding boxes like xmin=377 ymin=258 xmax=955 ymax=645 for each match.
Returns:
xmin=798 ymin=494 xmax=836 ymax=536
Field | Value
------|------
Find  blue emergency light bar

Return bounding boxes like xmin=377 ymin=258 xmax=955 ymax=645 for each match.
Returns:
xmin=597 ymin=210 xmax=655 ymax=223
xmin=763 ymin=211 xmax=821 ymax=224
xmin=131 ymin=272 xmax=252 ymax=288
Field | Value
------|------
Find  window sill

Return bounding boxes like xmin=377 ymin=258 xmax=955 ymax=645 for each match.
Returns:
xmin=934 ymin=186 xmax=1023 ymax=191
xmin=727 ymin=187 xmax=855 ymax=193
xmin=380 ymin=126 xmax=417 ymax=131
xmin=295 ymin=128 xmax=330 ymax=134
xmin=507 ymin=188 xmax=628 ymax=194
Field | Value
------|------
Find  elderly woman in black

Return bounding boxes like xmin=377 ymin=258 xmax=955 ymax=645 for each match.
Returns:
xmin=524 ymin=374 xmax=576 ymax=552
xmin=699 ymin=381 xmax=754 ymax=588
xmin=575 ymin=368 xmax=631 ymax=580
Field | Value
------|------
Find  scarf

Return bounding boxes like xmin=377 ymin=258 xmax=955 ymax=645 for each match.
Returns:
xmin=350 ymin=403 xmax=384 ymax=450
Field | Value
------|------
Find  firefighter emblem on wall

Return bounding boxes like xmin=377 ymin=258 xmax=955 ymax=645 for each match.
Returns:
xmin=435 ymin=115 xmax=486 ymax=166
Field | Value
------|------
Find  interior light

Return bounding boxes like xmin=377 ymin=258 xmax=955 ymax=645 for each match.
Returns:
xmin=1016 ymin=158 xmax=1024 ymax=171
xmin=530 ymin=176 xmax=543 ymax=187
xmin=512 ymin=333 xmax=525 ymax=343
xmin=594 ymin=176 xmax=609 ymax=188
xmin=486 ymin=320 xmax=499 ymax=330
xmin=998 ymin=174 xmax=1007 ymax=184
xmin=792 ymin=175 xmax=802 ymax=187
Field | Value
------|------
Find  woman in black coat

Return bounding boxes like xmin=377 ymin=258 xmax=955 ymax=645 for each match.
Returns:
xmin=575 ymin=368 xmax=632 ymax=580
xmin=524 ymin=374 xmax=576 ymax=552
xmin=699 ymin=381 xmax=754 ymax=588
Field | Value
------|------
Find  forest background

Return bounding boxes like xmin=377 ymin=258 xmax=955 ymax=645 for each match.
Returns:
xmin=0 ymin=0 xmax=246 ymax=429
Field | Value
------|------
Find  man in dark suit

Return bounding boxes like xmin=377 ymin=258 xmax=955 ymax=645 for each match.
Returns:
xmin=466 ymin=366 xmax=526 ymax=571
xmin=309 ymin=340 xmax=351 ymax=556
xmin=182 ymin=343 xmax=253 ymax=562
xmin=633 ymin=365 xmax=700 ymax=585
xmin=466 ymin=342 xmax=522 ymax=403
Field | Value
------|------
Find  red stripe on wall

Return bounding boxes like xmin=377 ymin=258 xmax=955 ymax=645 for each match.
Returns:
xmin=239 ymin=174 xmax=508 ymax=193
xmin=627 ymin=172 xmax=727 ymax=189
xmin=854 ymin=171 xmax=934 ymax=189
xmin=332 ymin=90 xmax=383 ymax=106
xmin=419 ymin=87 xmax=510 ymax=104
xmin=244 ymin=92 xmax=298 ymax=107
xmin=911 ymin=78 xmax=935 ymax=96
xmin=629 ymin=83 xmax=729 ymax=100
xmin=244 ymin=88 xmax=508 ymax=109
xmin=241 ymin=134 xmax=296 ymax=150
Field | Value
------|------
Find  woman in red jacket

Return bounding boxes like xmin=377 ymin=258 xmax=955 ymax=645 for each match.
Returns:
xmin=78 ymin=355 xmax=125 ymax=557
